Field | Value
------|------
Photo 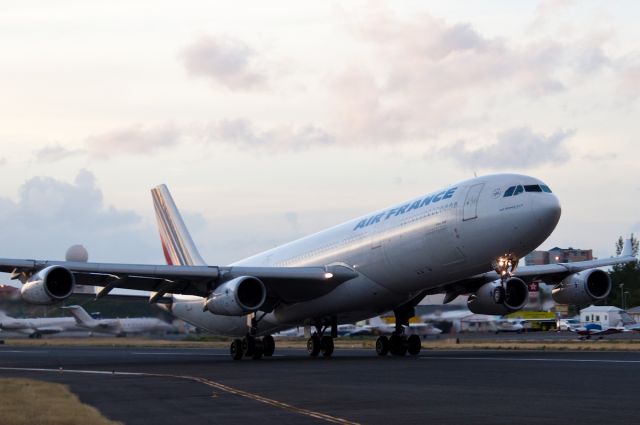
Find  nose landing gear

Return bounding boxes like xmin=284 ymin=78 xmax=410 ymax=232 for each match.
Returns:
xmin=493 ymin=254 xmax=519 ymax=280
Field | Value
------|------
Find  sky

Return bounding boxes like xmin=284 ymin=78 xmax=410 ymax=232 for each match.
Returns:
xmin=1 ymin=0 xmax=639 ymax=268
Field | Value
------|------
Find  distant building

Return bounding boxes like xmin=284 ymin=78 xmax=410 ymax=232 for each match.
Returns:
xmin=525 ymin=246 xmax=593 ymax=265
xmin=580 ymin=305 xmax=635 ymax=328
xmin=627 ymin=306 xmax=640 ymax=323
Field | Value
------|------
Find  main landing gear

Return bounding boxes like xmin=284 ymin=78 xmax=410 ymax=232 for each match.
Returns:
xmin=307 ymin=318 xmax=337 ymax=358
xmin=375 ymin=307 xmax=422 ymax=357
xmin=229 ymin=312 xmax=276 ymax=360
xmin=230 ymin=334 xmax=275 ymax=360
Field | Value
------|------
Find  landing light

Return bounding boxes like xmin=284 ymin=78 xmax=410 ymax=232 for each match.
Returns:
xmin=324 ymin=272 xmax=334 ymax=279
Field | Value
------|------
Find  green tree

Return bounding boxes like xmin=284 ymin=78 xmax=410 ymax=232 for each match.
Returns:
xmin=609 ymin=234 xmax=640 ymax=309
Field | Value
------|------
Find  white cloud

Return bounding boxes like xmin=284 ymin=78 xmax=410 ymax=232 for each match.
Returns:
xmin=440 ymin=127 xmax=574 ymax=169
xmin=180 ymin=35 xmax=266 ymax=91
xmin=0 ymin=170 xmax=160 ymax=263
xmin=85 ymin=124 xmax=181 ymax=159
xmin=34 ymin=143 xmax=85 ymax=162
xmin=211 ymin=119 xmax=335 ymax=152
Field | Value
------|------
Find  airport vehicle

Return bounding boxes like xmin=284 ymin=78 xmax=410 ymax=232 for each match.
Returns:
xmin=0 ymin=311 xmax=79 ymax=338
xmin=0 ymin=174 xmax=636 ymax=360
xmin=506 ymin=311 xmax=557 ymax=331
xmin=494 ymin=319 xmax=525 ymax=334
xmin=63 ymin=305 xmax=176 ymax=336
xmin=557 ymin=318 xmax=580 ymax=331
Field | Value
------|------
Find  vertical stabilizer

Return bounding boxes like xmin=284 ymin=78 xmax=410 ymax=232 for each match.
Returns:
xmin=151 ymin=185 xmax=206 ymax=266
xmin=63 ymin=305 xmax=97 ymax=326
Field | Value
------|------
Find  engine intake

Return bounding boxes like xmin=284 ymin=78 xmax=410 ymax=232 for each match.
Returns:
xmin=20 ymin=266 xmax=75 ymax=305
xmin=205 ymin=276 xmax=267 ymax=316
xmin=551 ymin=269 xmax=611 ymax=305
xmin=467 ymin=277 xmax=529 ymax=315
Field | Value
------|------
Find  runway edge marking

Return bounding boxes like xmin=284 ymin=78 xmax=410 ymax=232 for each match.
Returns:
xmin=0 ymin=367 xmax=359 ymax=425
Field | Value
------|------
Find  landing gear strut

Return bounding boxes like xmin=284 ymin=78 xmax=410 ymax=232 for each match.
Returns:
xmin=229 ymin=312 xmax=275 ymax=361
xmin=307 ymin=317 xmax=337 ymax=358
xmin=375 ymin=306 xmax=421 ymax=357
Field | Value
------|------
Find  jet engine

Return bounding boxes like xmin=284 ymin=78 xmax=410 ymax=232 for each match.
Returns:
xmin=467 ymin=277 xmax=529 ymax=315
xmin=204 ymin=276 xmax=267 ymax=316
xmin=551 ymin=269 xmax=611 ymax=305
xmin=20 ymin=266 xmax=75 ymax=305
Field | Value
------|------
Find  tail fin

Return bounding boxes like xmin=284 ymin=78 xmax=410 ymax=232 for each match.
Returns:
xmin=151 ymin=184 xmax=206 ymax=266
xmin=63 ymin=305 xmax=97 ymax=326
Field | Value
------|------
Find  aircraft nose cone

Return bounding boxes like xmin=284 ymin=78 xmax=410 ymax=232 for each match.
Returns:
xmin=535 ymin=194 xmax=562 ymax=232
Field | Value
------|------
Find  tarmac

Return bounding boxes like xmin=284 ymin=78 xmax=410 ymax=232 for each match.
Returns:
xmin=1 ymin=344 xmax=639 ymax=424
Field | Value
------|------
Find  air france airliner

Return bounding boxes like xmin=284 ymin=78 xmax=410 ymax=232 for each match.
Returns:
xmin=0 ymin=174 xmax=635 ymax=359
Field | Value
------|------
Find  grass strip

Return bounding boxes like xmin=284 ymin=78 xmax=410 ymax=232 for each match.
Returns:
xmin=4 ymin=336 xmax=640 ymax=351
xmin=0 ymin=378 xmax=122 ymax=425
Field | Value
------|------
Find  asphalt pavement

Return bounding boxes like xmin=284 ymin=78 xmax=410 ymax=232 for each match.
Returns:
xmin=1 ymin=345 xmax=639 ymax=424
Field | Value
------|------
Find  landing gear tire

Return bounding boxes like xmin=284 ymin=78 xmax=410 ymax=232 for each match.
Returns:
xmin=262 ymin=335 xmax=275 ymax=357
xmin=320 ymin=336 xmax=334 ymax=358
xmin=307 ymin=335 xmax=321 ymax=357
xmin=242 ymin=335 xmax=264 ymax=359
xmin=375 ymin=336 xmax=389 ymax=356
xmin=242 ymin=335 xmax=256 ymax=357
xmin=230 ymin=339 xmax=243 ymax=360
xmin=407 ymin=334 xmax=421 ymax=356
xmin=389 ymin=334 xmax=407 ymax=356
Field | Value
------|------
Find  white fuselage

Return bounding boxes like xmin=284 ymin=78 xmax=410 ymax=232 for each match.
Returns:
xmin=170 ymin=173 xmax=561 ymax=336
xmin=77 ymin=317 xmax=176 ymax=335
xmin=0 ymin=316 xmax=81 ymax=336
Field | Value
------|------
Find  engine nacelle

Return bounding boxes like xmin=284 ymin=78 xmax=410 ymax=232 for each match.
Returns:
xmin=205 ymin=276 xmax=267 ymax=316
xmin=551 ymin=269 xmax=611 ymax=305
xmin=20 ymin=266 xmax=75 ymax=305
xmin=467 ymin=277 xmax=529 ymax=315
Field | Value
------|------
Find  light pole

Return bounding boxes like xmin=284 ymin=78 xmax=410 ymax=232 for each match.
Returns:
xmin=619 ymin=283 xmax=624 ymax=309
xmin=624 ymin=291 xmax=630 ymax=311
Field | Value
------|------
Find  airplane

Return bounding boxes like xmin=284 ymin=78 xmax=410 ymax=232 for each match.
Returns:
xmin=570 ymin=323 xmax=625 ymax=339
xmin=0 ymin=174 xmax=636 ymax=360
xmin=0 ymin=310 xmax=80 ymax=338
xmin=62 ymin=305 xmax=176 ymax=337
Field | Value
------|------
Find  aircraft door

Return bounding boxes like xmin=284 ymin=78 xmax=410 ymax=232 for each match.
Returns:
xmin=463 ymin=183 xmax=484 ymax=221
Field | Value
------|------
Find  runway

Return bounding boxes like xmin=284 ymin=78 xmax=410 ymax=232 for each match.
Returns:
xmin=1 ymin=346 xmax=639 ymax=424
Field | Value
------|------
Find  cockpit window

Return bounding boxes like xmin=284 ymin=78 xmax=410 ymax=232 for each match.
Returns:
xmin=505 ymin=184 xmax=552 ymax=196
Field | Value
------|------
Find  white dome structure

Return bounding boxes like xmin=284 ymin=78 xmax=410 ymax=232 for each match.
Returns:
xmin=65 ymin=244 xmax=89 ymax=262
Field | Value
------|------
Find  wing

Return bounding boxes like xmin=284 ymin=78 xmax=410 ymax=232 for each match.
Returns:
xmin=0 ymin=258 xmax=359 ymax=305
xmin=430 ymin=243 xmax=636 ymax=302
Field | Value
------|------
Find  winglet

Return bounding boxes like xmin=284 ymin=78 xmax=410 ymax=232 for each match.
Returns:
xmin=151 ymin=185 xmax=206 ymax=266
xmin=621 ymin=238 xmax=634 ymax=257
